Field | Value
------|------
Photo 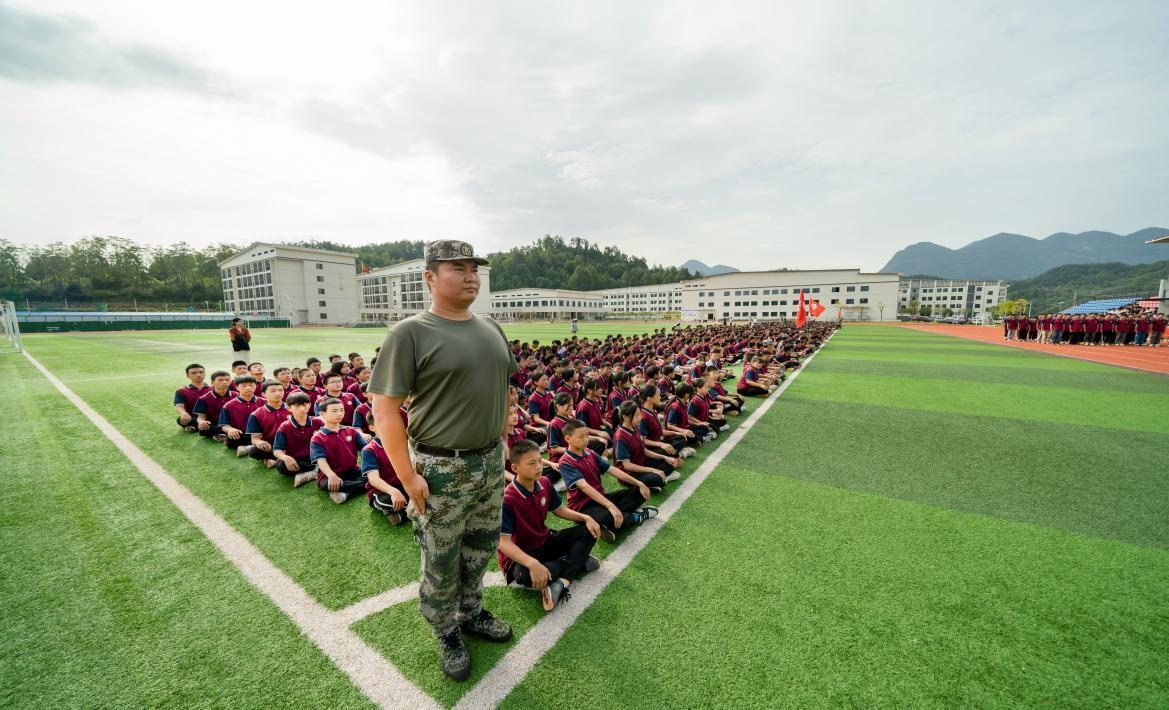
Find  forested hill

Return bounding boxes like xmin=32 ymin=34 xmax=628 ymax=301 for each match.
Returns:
xmin=292 ymin=235 xmax=694 ymax=291
xmin=1008 ymin=260 xmax=1169 ymax=313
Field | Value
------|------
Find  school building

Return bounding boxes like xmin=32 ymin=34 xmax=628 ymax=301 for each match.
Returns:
xmin=678 ymin=269 xmax=901 ymax=323
xmin=593 ymin=283 xmax=684 ymax=315
xmin=357 ymin=259 xmax=492 ymax=323
xmin=219 ymin=243 xmax=359 ymax=326
xmin=489 ymin=288 xmax=605 ymax=321
xmin=898 ymin=279 xmax=1008 ymax=318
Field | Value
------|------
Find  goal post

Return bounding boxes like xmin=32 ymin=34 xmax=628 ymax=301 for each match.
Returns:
xmin=0 ymin=301 xmax=23 ymax=354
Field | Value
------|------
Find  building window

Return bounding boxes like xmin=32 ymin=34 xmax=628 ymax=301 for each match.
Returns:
xmin=751 ymin=290 xmax=758 ymax=295
xmin=318 ymin=288 xmax=326 ymax=295
xmin=316 ymin=275 xmax=325 ymax=283
xmin=860 ymin=298 xmax=869 ymax=304
xmin=847 ymin=286 xmax=856 ymax=292
xmin=812 ymin=288 xmax=820 ymax=293
xmin=316 ymin=263 xmax=324 ymax=270
xmin=318 ymin=300 xmax=327 ymax=307
xmin=861 ymin=285 xmax=870 ymax=292
xmin=831 ymin=287 xmax=840 ymax=293
xmin=846 ymin=298 xmax=855 ymax=304
xmin=319 ymin=313 xmax=328 ymax=319
xmin=723 ymin=302 xmax=730 ymax=307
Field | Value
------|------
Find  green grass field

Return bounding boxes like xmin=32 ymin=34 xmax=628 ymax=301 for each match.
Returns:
xmin=3 ymin=324 xmax=1167 ymax=707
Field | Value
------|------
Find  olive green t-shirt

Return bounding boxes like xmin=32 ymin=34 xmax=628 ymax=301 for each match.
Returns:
xmin=367 ymin=311 xmax=518 ymax=450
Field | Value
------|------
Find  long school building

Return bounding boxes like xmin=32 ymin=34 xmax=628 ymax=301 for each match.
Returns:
xmin=898 ymin=279 xmax=1008 ymax=319
xmin=490 ymin=288 xmax=605 ymax=321
xmin=219 ymin=243 xmax=358 ymax=326
xmin=357 ymin=259 xmax=492 ymax=323
xmin=679 ymin=269 xmax=900 ymax=323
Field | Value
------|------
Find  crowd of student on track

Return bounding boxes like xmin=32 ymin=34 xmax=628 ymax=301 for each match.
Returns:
xmin=171 ymin=320 xmax=838 ymax=613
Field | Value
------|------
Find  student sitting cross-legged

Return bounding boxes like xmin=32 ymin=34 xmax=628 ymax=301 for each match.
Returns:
xmin=309 ymin=397 xmax=371 ymax=504
xmin=217 ymin=375 xmax=264 ymax=452
xmin=361 ymin=406 xmax=410 ymax=526
xmin=244 ymin=380 xmax=291 ymax=467
xmin=613 ymin=400 xmax=682 ymax=492
xmin=559 ymin=418 xmax=657 ymax=542
xmin=174 ymin=363 xmax=210 ymax=432
xmin=272 ymin=391 xmax=322 ymax=487
xmin=498 ymin=439 xmax=602 ymax=612
xmin=193 ymin=370 xmax=233 ymax=441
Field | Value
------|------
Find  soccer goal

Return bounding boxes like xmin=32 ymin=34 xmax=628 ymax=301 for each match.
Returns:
xmin=0 ymin=301 xmax=23 ymax=354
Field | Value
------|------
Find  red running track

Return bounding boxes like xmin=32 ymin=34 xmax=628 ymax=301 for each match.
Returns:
xmin=899 ymin=324 xmax=1169 ymax=376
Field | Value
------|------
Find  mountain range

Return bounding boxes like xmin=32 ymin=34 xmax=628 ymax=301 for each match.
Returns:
xmin=680 ymin=259 xmax=740 ymax=276
xmin=882 ymin=227 xmax=1169 ymax=281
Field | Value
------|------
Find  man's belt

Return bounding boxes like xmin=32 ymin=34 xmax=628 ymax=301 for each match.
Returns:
xmin=412 ymin=441 xmax=499 ymax=458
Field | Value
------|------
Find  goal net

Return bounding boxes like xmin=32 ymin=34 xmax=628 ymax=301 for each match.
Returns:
xmin=0 ymin=301 xmax=23 ymax=354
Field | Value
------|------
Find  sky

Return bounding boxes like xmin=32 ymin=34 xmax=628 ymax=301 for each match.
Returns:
xmin=1 ymin=0 xmax=1167 ymax=271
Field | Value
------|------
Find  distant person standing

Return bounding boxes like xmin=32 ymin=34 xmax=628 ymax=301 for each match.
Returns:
xmin=570 ymin=318 xmax=578 ymax=337
xmin=229 ymin=317 xmax=251 ymax=359
xmin=368 ymin=240 xmax=517 ymax=681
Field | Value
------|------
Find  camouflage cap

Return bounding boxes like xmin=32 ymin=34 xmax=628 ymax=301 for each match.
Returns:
xmin=424 ymin=240 xmax=489 ymax=266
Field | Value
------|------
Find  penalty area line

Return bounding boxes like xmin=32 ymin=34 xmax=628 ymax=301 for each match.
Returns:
xmin=455 ymin=331 xmax=836 ymax=709
xmin=22 ymin=349 xmax=439 ymax=710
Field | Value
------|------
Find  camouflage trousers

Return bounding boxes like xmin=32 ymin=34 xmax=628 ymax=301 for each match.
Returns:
xmin=408 ymin=442 xmax=505 ymax=636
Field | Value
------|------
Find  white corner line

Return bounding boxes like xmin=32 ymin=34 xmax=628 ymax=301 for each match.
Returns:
xmin=455 ymin=331 xmax=836 ymax=710
xmin=23 ymin=349 xmax=440 ymax=710
xmin=337 ymin=572 xmax=508 ymax=628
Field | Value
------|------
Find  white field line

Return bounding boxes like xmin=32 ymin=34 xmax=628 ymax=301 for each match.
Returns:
xmin=456 ymin=332 xmax=835 ymax=710
xmin=24 ymin=350 xmax=439 ymax=710
xmin=336 ymin=571 xmax=508 ymax=627
xmin=63 ymin=371 xmax=177 ymax=383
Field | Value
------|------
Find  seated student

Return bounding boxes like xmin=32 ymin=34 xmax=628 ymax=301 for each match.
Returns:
xmin=545 ymin=393 xmax=575 ymax=465
xmin=193 ymin=370 xmax=233 ymax=441
xmin=348 ymin=352 xmax=364 ymax=369
xmin=707 ymin=372 xmax=743 ymax=416
xmin=244 ymin=380 xmax=292 ymax=467
xmin=555 ymin=368 xmax=581 ymax=404
xmin=272 ymin=392 xmax=322 ymax=487
xmin=248 ymin=362 xmax=266 ymax=380
xmin=559 ymin=419 xmax=657 ymax=541
xmin=330 ymin=360 xmax=357 ymax=391
xmin=272 ymin=367 xmax=295 ymax=398
xmin=736 ymin=356 xmax=771 ymax=397
xmin=327 ymin=354 xmax=343 ymax=365
xmin=361 ymin=408 xmax=410 ymax=525
xmin=218 ymin=375 xmax=264 ymax=453
xmin=638 ymin=385 xmax=695 ymax=459
xmin=573 ymin=377 xmax=612 ymax=454
xmin=657 ymin=365 xmax=677 ymax=399
xmin=668 ymin=383 xmax=714 ymax=443
xmin=227 ymin=360 xmax=249 ymax=391
xmin=347 ymin=366 xmax=371 ymax=403
xmin=526 ymin=373 xmax=555 ymax=429
xmin=614 ymin=401 xmax=681 ymax=492
xmin=689 ymin=378 xmax=729 ymax=434
xmin=607 ymin=371 xmax=631 ymax=429
xmin=509 ymin=386 xmax=546 ymax=445
xmin=315 ymin=372 xmax=357 ymax=425
xmin=310 ymin=397 xmax=371 ymax=504
xmin=498 ymin=440 xmax=602 ymax=612
xmin=174 ymin=363 xmax=210 ymax=432
xmin=305 ymin=357 xmax=324 ymax=384
xmin=292 ymin=368 xmax=324 ymax=407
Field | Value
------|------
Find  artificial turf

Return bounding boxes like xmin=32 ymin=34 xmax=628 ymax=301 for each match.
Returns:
xmin=5 ymin=323 xmax=1167 ymax=708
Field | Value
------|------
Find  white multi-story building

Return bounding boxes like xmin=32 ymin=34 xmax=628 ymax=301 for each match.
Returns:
xmin=898 ymin=279 xmax=1008 ymax=318
xmin=490 ymin=288 xmax=604 ymax=321
xmin=219 ymin=243 xmax=358 ymax=325
xmin=679 ymin=269 xmax=900 ymax=323
xmin=358 ymin=259 xmax=492 ymax=323
xmin=594 ymin=283 xmax=684 ymax=314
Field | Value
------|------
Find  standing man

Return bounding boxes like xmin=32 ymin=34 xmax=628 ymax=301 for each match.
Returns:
xmin=368 ymin=240 xmax=517 ymax=681
xmin=229 ymin=317 xmax=251 ymax=359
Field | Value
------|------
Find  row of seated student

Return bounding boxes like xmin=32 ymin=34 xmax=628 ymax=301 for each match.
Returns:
xmin=172 ymin=321 xmax=837 ymax=610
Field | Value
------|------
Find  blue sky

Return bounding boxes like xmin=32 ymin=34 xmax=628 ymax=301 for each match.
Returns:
xmin=1 ymin=0 xmax=1166 ymax=270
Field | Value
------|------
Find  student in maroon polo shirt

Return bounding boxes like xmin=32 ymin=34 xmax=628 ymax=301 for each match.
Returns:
xmin=174 ymin=363 xmax=210 ymax=432
xmin=292 ymin=368 xmax=324 ymax=406
xmin=244 ymin=380 xmax=292 ymax=467
xmin=218 ymin=375 xmax=263 ymax=452
xmin=1151 ymin=314 xmax=1167 ymax=346
xmin=310 ymin=397 xmax=371 ymax=504
xmin=1097 ymin=314 xmax=1114 ymax=346
xmin=1134 ymin=315 xmax=1152 ymax=346
xmin=498 ymin=440 xmax=601 ymax=612
xmin=737 ymin=356 xmax=770 ymax=397
xmin=689 ymin=378 xmax=729 ymax=434
xmin=329 ymin=360 xmax=357 ymax=391
xmin=347 ymin=366 xmax=371 ymax=403
xmin=227 ymin=361 xmax=249 ymax=391
xmin=1113 ymin=314 xmax=1131 ymax=345
xmin=573 ymin=377 xmax=611 ymax=455
xmin=526 ymin=373 xmax=555 ymax=429
xmin=509 ymin=386 xmax=546 ymax=446
xmin=668 ymin=384 xmax=713 ymax=443
xmin=558 ymin=419 xmax=657 ymax=541
xmin=362 ymin=408 xmax=411 ymax=525
xmin=1084 ymin=314 xmax=1099 ymax=345
xmin=607 ymin=371 xmax=631 ymax=429
xmin=638 ymin=385 xmax=695 ymax=458
xmin=194 ymin=370 xmax=233 ymax=441
xmin=707 ymin=372 xmax=743 ymax=416
xmin=315 ymin=372 xmax=358 ymax=425
xmin=544 ymin=393 xmax=575 ymax=465
xmin=614 ymin=401 xmax=681 ymax=492
xmin=555 ymin=368 xmax=581 ymax=405
xmin=272 ymin=392 xmax=322 ymax=487
xmin=272 ymin=367 xmax=295 ymax=398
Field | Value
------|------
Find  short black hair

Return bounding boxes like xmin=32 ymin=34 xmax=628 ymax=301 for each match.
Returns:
xmin=185 ymin=363 xmax=204 ymax=374
xmin=232 ymin=360 xmax=248 ymax=369
xmin=509 ymin=439 xmax=540 ymax=462
xmin=234 ymin=375 xmax=258 ymax=386
xmin=306 ymin=357 xmax=321 ymax=366
xmin=319 ymin=396 xmax=344 ymax=412
xmin=639 ymin=384 xmax=659 ymax=402
xmin=562 ymin=418 xmax=587 ymax=437
xmin=285 ymin=392 xmax=311 ymax=406
xmin=274 ymin=367 xmax=291 ymax=376
xmin=619 ymin=400 xmax=639 ymax=421
xmin=261 ymin=379 xmax=283 ymax=392
xmin=323 ymin=372 xmax=343 ymax=384
xmin=553 ymin=392 xmax=574 ymax=410
xmin=582 ymin=377 xmax=601 ymax=394
xmin=330 ymin=360 xmax=349 ymax=376
xmin=209 ymin=370 xmax=231 ymax=381
xmin=347 ymin=352 xmax=361 ymax=360
xmin=675 ymin=383 xmax=694 ymax=399
xmin=352 ymin=365 xmax=369 ymax=377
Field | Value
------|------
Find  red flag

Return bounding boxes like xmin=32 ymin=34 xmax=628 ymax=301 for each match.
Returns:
xmin=808 ymin=299 xmax=825 ymax=318
xmin=795 ymin=290 xmax=808 ymax=328
xmin=360 ymin=261 xmax=372 ymax=274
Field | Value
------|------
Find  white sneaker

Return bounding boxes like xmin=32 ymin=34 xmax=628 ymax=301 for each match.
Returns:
xmin=236 ymin=445 xmax=253 ymax=458
xmin=664 ymin=471 xmax=681 ymax=483
xmin=292 ymin=471 xmax=316 ymax=488
xmin=680 ymin=447 xmax=696 ymax=459
xmin=554 ymin=479 xmax=566 ymax=493
xmin=329 ymin=491 xmax=349 ymax=504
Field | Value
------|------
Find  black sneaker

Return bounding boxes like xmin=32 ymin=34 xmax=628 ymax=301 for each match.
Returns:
xmin=385 ymin=511 xmax=405 ymax=526
xmin=438 ymin=630 xmax=471 ymax=681
xmin=459 ymin=608 xmax=512 ymax=643
xmin=599 ymin=527 xmax=617 ymax=543
xmin=585 ymin=554 xmax=600 ymax=572
xmin=541 ymin=579 xmax=566 ymax=612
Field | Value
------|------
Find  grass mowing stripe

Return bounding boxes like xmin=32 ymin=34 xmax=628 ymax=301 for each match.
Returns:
xmin=20 ymin=350 xmax=439 ymax=710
